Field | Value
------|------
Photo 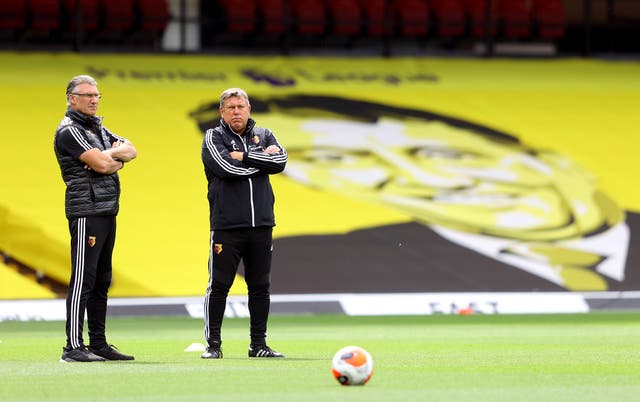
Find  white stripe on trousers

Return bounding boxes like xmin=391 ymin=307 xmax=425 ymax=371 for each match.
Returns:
xmin=70 ymin=217 xmax=86 ymax=348
xmin=203 ymin=230 xmax=214 ymax=347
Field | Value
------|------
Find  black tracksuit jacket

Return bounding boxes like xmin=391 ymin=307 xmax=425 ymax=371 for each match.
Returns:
xmin=201 ymin=118 xmax=287 ymax=230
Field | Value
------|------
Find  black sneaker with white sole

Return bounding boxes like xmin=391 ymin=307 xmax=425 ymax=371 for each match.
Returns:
xmin=201 ymin=347 xmax=223 ymax=359
xmin=60 ymin=346 xmax=106 ymax=362
xmin=248 ymin=345 xmax=285 ymax=358
xmin=89 ymin=344 xmax=135 ymax=361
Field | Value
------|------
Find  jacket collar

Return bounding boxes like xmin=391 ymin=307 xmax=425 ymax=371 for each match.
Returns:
xmin=66 ymin=108 xmax=103 ymax=129
xmin=219 ymin=117 xmax=256 ymax=136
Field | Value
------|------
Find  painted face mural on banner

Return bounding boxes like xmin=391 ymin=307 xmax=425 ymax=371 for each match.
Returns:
xmin=190 ymin=95 xmax=630 ymax=291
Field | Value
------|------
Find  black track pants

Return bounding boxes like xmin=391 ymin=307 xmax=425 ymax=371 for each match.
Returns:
xmin=203 ymin=227 xmax=273 ymax=347
xmin=65 ymin=215 xmax=116 ymax=349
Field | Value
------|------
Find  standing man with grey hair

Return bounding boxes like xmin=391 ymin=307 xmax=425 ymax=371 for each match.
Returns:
xmin=54 ymin=75 xmax=137 ymax=362
xmin=201 ymin=88 xmax=287 ymax=359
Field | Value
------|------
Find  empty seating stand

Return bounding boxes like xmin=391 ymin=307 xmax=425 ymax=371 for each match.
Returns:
xmin=63 ymin=0 xmax=99 ymax=36
xmin=61 ymin=0 xmax=168 ymax=47
xmin=256 ymin=0 xmax=288 ymax=36
xmin=219 ymin=0 xmax=257 ymax=35
xmin=98 ymin=0 xmax=136 ymax=39
xmin=0 ymin=0 xmax=27 ymax=38
xmin=497 ymin=0 xmax=531 ymax=39
xmin=27 ymin=0 xmax=61 ymax=31
xmin=461 ymin=0 xmax=498 ymax=39
xmin=430 ymin=0 xmax=465 ymax=38
xmin=531 ymin=0 xmax=566 ymax=40
xmin=390 ymin=0 xmax=430 ymax=38
xmin=290 ymin=0 xmax=327 ymax=36
xmin=325 ymin=0 xmax=362 ymax=37
xmin=133 ymin=0 xmax=171 ymax=45
xmin=357 ymin=0 xmax=389 ymax=37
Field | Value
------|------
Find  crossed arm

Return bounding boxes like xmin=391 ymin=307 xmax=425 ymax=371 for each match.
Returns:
xmin=79 ymin=140 xmax=137 ymax=174
xmin=229 ymin=145 xmax=281 ymax=161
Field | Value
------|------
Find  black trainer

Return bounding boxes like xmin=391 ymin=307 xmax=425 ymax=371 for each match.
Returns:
xmin=60 ymin=346 xmax=106 ymax=362
xmin=248 ymin=345 xmax=285 ymax=358
xmin=201 ymin=346 xmax=223 ymax=359
xmin=89 ymin=344 xmax=135 ymax=361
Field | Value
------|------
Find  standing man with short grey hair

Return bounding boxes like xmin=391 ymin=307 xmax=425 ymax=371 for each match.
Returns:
xmin=54 ymin=74 xmax=137 ymax=362
xmin=201 ymin=88 xmax=287 ymax=359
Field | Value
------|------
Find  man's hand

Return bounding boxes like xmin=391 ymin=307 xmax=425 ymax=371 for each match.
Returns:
xmin=109 ymin=140 xmax=137 ymax=162
xmin=80 ymin=148 xmax=123 ymax=174
xmin=230 ymin=151 xmax=244 ymax=161
xmin=263 ymin=145 xmax=280 ymax=154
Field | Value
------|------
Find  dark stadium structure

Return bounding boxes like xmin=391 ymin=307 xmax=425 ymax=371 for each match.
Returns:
xmin=0 ymin=0 xmax=638 ymax=57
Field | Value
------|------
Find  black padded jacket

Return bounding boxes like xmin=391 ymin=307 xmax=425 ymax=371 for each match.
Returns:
xmin=54 ymin=109 xmax=122 ymax=220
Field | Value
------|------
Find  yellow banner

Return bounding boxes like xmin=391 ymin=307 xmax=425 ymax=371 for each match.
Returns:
xmin=1 ymin=52 xmax=639 ymax=297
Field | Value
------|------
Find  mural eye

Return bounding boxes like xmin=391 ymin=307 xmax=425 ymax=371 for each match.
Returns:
xmin=413 ymin=147 xmax=465 ymax=159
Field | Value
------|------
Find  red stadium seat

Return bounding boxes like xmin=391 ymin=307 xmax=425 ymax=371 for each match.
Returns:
xmin=27 ymin=0 xmax=61 ymax=31
xmin=0 ymin=0 xmax=27 ymax=31
xmin=497 ymin=0 xmax=531 ymax=39
xmin=325 ymin=0 xmax=361 ymax=36
xmin=99 ymin=0 xmax=135 ymax=32
xmin=290 ymin=0 xmax=326 ymax=35
xmin=63 ymin=0 xmax=99 ymax=33
xmin=356 ymin=0 xmax=389 ymax=36
xmin=219 ymin=0 xmax=257 ymax=34
xmin=255 ymin=0 xmax=288 ymax=35
xmin=135 ymin=0 xmax=170 ymax=33
xmin=531 ymin=0 xmax=566 ymax=40
xmin=389 ymin=0 xmax=429 ymax=37
xmin=430 ymin=0 xmax=465 ymax=38
xmin=460 ymin=0 xmax=497 ymax=39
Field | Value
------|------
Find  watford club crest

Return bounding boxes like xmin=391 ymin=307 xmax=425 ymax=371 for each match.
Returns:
xmin=214 ymin=243 xmax=223 ymax=254
xmin=252 ymin=135 xmax=260 ymax=145
xmin=88 ymin=236 xmax=96 ymax=247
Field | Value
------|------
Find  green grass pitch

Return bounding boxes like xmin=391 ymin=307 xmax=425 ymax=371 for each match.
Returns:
xmin=1 ymin=313 xmax=639 ymax=401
